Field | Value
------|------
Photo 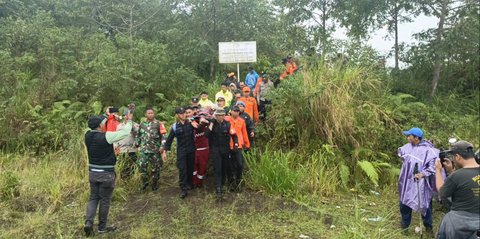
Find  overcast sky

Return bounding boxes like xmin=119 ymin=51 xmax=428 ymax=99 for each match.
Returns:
xmin=333 ymin=14 xmax=439 ymax=67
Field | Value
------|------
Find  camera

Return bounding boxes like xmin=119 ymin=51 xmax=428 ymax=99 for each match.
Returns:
xmin=124 ymin=103 xmax=136 ymax=115
xmin=439 ymin=150 xmax=451 ymax=165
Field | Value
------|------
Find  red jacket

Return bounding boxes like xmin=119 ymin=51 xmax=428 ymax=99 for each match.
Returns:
xmin=106 ymin=115 xmax=119 ymax=132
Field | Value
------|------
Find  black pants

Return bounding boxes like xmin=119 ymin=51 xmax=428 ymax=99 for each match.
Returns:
xmin=177 ymin=151 xmax=195 ymax=191
xmin=85 ymin=171 xmax=115 ymax=230
xmin=211 ymin=147 xmax=230 ymax=190
xmin=259 ymin=100 xmax=271 ymax=121
xmin=229 ymin=150 xmax=244 ymax=187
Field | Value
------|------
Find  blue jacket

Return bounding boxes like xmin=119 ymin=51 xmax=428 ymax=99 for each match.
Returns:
xmin=245 ymin=71 xmax=259 ymax=90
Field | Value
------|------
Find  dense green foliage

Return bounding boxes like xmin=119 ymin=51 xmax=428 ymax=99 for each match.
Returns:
xmin=0 ymin=1 xmax=478 ymax=238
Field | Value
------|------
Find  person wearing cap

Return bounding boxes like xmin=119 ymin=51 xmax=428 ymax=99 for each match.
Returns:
xmin=255 ymin=74 xmax=274 ymax=121
xmin=435 ymin=141 xmax=479 ymax=239
xmin=161 ymin=107 xmax=197 ymax=199
xmin=226 ymin=105 xmax=250 ymax=192
xmin=239 ymin=87 xmax=259 ymax=123
xmin=192 ymin=111 xmax=211 ymax=188
xmin=215 ymin=97 xmax=230 ymax=114
xmin=198 ymin=91 xmax=214 ymax=108
xmin=83 ymin=112 xmax=133 ymax=236
xmin=236 ymin=101 xmax=255 ymax=150
xmin=245 ymin=66 xmax=259 ymax=91
xmin=215 ymin=82 xmax=233 ymax=107
xmin=135 ymin=107 xmax=167 ymax=192
xmin=207 ymin=109 xmax=238 ymax=199
xmin=191 ymin=96 xmax=200 ymax=108
xmin=397 ymin=127 xmax=439 ymax=236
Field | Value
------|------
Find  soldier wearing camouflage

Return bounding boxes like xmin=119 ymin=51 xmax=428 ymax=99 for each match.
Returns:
xmin=135 ymin=108 xmax=167 ymax=191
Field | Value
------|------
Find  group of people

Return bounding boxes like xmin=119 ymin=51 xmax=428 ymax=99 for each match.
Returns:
xmin=397 ymin=127 xmax=479 ymax=238
xmin=81 ymin=59 xmax=300 ymax=236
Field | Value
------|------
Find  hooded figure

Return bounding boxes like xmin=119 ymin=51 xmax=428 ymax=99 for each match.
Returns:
xmin=397 ymin=127 xmax=439 ymax=235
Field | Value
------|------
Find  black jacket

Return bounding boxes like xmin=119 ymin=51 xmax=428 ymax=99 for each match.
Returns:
xmin=85 ymin=130 xmax=116 ymax=172
xmin=164 ymin=121 xmax=196 ymax=154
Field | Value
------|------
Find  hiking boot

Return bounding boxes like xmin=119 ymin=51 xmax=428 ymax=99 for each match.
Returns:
xmin=141 ymin=182 xmax=149 ymax=192
xmin=400 ymin=223 xmax=409 ymax=236
xmin=179 ymin=190 xmax=187 ymax=199
xmin=152 ymin=181 xmax=158 ymax=191
xmin=84 ymin=221 xmax=94 ymax=237
xmin=98 ymin=225 xmax=117 ymax=233
xmin=215 ymin=187 xmax=224 ymax=199
xmin=186 ymin=184 xmax=194 ymax=190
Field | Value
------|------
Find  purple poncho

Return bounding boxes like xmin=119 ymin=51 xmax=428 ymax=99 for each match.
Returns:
xmin=398 ymin=140 xmax=439 ymax=215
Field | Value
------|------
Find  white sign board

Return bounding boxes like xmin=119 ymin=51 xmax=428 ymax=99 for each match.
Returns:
xmin=219 ymin=41 xmax=257 ymax=64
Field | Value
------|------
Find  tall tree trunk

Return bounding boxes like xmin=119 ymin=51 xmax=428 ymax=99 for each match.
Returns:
xmin=430 ymin=0 xmax=448 ymax=98
xmin=320 ymin=0 xmax=327 ymax=61
xmin=394 ymin=1 xmax=399 ymax=70
xmin=210 ymin=0 xmax=216 ymax=82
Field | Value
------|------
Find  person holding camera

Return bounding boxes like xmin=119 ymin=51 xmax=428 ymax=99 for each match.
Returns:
xmin=435 ymin=140 xmax=480 ymax=239
xmin=135 ymin=107 xmax=167 ymax=192
xmin=397 ymin=127 xmax=439 ymax=236
xmin=83 ymin=111 xmax=133 ymax=236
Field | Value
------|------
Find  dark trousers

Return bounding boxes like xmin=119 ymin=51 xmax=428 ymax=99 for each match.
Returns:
xmin=259 ymin=100 xmax=271 ymax=121
xmin=85 ymin=171 xmax=115 ymax=230
xmin=399 ymin=201 xmax=433 ymax=229
xmin=177 ymin=151 xmax=195 ymax=191
xmin=229 ymin=150 xmax=244 ymax=187
xmin=211 ymin=147 xmax=230 ymax=190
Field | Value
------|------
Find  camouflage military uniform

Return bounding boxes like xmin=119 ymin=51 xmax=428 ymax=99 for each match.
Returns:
xmin=135 ymin=119 xmax=166 ymax=190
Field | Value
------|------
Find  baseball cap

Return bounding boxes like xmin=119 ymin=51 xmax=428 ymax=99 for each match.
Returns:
xmin=175 ymin=107 xmax=186 ymax=114
xmin=88 ymin=116 xmax=105 ymax=129
xmin=243 ymin=86 xmax=251 ymax=92
xmin=403 ymin=127 xmax=423 ymax=138
xmin=214 ymin=109 xmax=226 ymax=115
xmin=448 ymin=140 xmax=474 ymax=153
xmin=236 ymin=101 xmax=246 ymax=107
xmin=231 ymin=105 xmax=240 ymax=111
xmin=191 ymin=97 xmax=199 ymax=103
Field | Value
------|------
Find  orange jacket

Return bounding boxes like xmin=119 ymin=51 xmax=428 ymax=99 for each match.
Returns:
xmin=279 ymin=62 xmax=297 ymax=80
xmin=226 ymin=116 xmax=250 ymax=149
xmin=239 ymin=96 xmax=259 ymax=123
xmin=253 ymin=77 xmax=263 ymax=97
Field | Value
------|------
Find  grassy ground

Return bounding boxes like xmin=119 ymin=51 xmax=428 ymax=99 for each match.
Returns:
xmin=0 ymin=152 xmax=444 ymax=239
